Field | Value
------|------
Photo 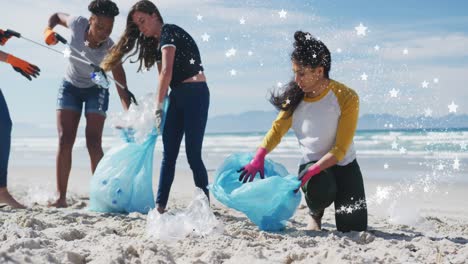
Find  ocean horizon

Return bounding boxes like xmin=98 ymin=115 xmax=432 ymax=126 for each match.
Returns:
xmin=10 ymin=128 xmax=467 ymax=183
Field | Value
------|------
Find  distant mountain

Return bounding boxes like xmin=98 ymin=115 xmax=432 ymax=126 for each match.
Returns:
xmin=206 ymin=112 xmax=468 ymax=133
xmin=11 ymin=112 xmax=468 ymax=137
xmin=357 ymin=114 xmax=468 ymax=130
xmin=206 ymin=111 xmax=277 ymax=133
xmin=11 ymin=122 xmax=115 ymax=137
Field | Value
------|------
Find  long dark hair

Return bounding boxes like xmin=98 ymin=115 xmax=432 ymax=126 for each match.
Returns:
xmin=269 ymin=31 xmax=332 ymax=117
xmin=101 ymin=0 xmax=163 ymax=72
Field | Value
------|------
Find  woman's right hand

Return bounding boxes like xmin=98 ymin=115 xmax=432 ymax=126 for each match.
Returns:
xmin=154 ymin=102 xmax=163 ymax=134
xmin=44 ymin=27 xmax=58 ymax=45
xmin=237 ymin=147 xmax=268 ymax=183
xmin=0 ymin=29 xmax=12 ymax=46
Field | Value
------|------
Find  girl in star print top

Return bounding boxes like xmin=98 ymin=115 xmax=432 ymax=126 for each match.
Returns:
xmin=238 ymin=31 xmax=368 ymax=232
xmin=102 ymin=0 xmax=210 ymax=214
xmin=44 ymin=0 xmax=132 ymax=208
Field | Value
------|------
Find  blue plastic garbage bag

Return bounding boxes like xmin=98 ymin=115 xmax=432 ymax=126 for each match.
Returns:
xmin=210 ymin=153 xmax=302 ymax=231
xmin=89 ymin=97 xmax=169 ymax=214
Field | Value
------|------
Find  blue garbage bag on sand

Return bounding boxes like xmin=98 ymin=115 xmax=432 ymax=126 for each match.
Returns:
xmin=210 ymin=153 xmax=302 ymax=231
xmin=89 ymin=97 xmax=169 ymax=214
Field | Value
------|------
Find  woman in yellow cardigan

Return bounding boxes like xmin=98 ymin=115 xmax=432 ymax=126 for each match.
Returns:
xmin=239 ymin=31 xmax=367 ymax=232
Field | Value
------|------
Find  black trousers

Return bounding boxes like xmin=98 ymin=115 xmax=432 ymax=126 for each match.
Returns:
xmin=299 ymin=159 xmax=368 ymax=232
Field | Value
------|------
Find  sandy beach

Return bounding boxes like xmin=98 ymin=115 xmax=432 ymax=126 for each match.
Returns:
xmin=1 ymin=164 xmax=467 ymax=264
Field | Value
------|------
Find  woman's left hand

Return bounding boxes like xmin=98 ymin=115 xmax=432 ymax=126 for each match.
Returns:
xmin=299 ymin=164 xmax=321 ymax=187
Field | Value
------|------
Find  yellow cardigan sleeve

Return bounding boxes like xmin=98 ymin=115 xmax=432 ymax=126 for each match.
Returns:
xmin=329 ymin=87 xmax=360 ymax=161
xmin=260 ymin=110 xmax=292 ymax=152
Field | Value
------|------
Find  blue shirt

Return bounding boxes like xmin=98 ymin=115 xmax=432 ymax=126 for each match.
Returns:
xmin=157 ymin=24 xmax=204 ymax=88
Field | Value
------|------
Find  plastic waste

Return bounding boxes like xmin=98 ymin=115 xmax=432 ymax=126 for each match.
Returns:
xmin=89 ymin=96 xmax=169 ymax=214
xmin=90 ymin=70 xmax=110 ymax=89
xmin=146 ymin=188 xmax=224 ymax=241
xmin=209 ymin=153 xmax=302 ymax=231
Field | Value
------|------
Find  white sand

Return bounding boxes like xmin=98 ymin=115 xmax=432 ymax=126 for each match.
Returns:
xmin=1 ymin=166 xmax=467 ymax=264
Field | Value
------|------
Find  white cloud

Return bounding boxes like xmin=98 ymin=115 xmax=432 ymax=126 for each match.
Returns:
xmin=378 ymin=34 xmax=468 ymax=60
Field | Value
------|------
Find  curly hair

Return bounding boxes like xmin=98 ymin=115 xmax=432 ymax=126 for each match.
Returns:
xmin=88 ymin=0 xmax=119 ymax=18
xmin=269 ymin=31 xmax=332 ymax=117
xmin=101 ymin=0 xmax=163 ymax=72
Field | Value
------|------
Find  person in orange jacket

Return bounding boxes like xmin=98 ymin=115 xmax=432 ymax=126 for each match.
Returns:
xmin=0 ymin=29 xmax=41 ymax=209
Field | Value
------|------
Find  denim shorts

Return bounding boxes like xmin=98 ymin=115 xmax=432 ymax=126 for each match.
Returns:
xmin=57 ymin=80 xmax=109 ymax=117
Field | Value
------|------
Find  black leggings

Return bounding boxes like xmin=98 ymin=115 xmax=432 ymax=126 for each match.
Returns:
xmin=300 ymin=159 xmax=368 ymax=232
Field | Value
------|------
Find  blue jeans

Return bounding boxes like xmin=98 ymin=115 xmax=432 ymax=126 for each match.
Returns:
xmin=57 ymin=80 xmax=109 ymax=116
xmin=0 ymin=89 xmax=12 ymax=188
xmin=156 ymin=82 xmax=210 ymax=208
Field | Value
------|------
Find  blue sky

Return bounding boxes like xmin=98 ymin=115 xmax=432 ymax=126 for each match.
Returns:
xmin=1 ymin=0 xmax=468 ymax=127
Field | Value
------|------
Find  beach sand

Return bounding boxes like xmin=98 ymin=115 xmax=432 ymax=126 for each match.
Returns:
xmin=1 ymin=165 xmax=467 ymax=264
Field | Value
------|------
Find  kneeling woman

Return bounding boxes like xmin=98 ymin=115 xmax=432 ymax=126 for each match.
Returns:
xmin=239 ymin=31 xmax=367 ymax=232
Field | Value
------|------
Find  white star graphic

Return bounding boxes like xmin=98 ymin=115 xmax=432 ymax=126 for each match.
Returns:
xmin=336 ymin=48 xmax=342 ymax=53
xmin=355 ymin=23 xmax=368 ymax=36
xmin=460 ymin=142 xmax=467 ymax=150
xmin=305 ymin=33 xmax=312 ymax=40
xmin=384 ymin=163 xmax=389 ymax=169
xmin=198 ymin=70 xmax=203 ymax=75
xmin=389 ymin=88 xmax=399 ymax=98
xmin=453 ymin=158 xmax=460 ymax=170
xmin=421 ymin=80 xmax=429 ymax=88
xmin=63 ymin=48 xmax=71 ymax=58
xmin=360 ymin=73 xmax=368 ymax=81
xmin=84 ymin=40 xmax=89 ymax=47
xmin=285 ymin=98 xmax=291 ymax=105
xmin=312 ymin=53 xmax=317 ymax=59
xmin=189 ymin=58 xmax=195 ymax=64
xmin=80 ymin=51 xmax=86 ymax=57
xmin=201 ymin=33 xmax=210 ymax=42
xmin=374 ymin=45 xmax=380 ymax=51
xmin=433 ymin=78 xmax=439 ymax=83
xmin=448 ymin=101 xmax=458 ymax=113
xmin=391 ymin=141 xmax=398 ymax=149
xmin=239 ymin=18 xmax=246 ymax=24
xmin=424 ymin=108 xmax=433 ymax=117
xmin=399 ymin=147 xmax=407 ymax=154
xmin=197 ymin=14 xmax=203 ymax=21
xmin=230 ymin=69 xmax=237 ymax=76
xmin=278 ymin=9 xmax=287 ymax=19
xmin=437 ymin=163 xmax=445 ymax=170
xmin=225 ymin=48 xmax=237 ymax=58
xmin=403 ymin=48 xmax=409 ymax=55
xmin=375 ymin=186 xmax=392 ymax=204
xmin=247 ymin=51 xmax=253 ymax=56
xmin=277 ymin=82 xmax=283 ymax=87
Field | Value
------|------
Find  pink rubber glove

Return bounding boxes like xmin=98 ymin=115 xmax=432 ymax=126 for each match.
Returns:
xmin=238 ymin=147 xmax=267 ymax=183
xmin=299 ymin=164 xmax=321 ymax=188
